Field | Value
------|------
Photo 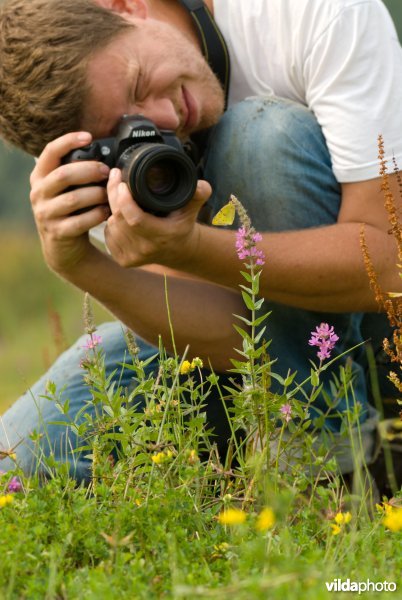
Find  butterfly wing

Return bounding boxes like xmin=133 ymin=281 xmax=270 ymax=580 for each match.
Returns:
xmin=212 ymin=201 xmax=236 ymax=226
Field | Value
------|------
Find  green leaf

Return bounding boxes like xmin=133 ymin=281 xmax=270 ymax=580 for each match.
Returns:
xmin=239 ymin=283 xmax=253 ymax=294
xmin=254 ymin=327 xmax=267 ymax=344
xmin=252 ymin=312 xmax=271 ymax=327
xmin=241 ymin=291 xmax=256 ymax=310
xmin=233 ymin=313 xmax=253 ymax=326
xmin=233 ymin=324 xmax=252 ymax=342
xmin=310 ymin=369 xmax=320 ymax=387
xmin=240 ymin=270 xmax=253 ymax=282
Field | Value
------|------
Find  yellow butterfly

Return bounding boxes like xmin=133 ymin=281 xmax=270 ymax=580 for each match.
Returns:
xmin=212 ymin=200 xmax=236 ymax=226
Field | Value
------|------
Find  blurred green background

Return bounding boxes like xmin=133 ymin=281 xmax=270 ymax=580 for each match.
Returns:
xmin=0 ymin=0 xmax=401 ymax=415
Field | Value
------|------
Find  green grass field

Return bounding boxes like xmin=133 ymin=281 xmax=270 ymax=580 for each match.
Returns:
xmin=0 ymin=225 xmax=110 ymax=414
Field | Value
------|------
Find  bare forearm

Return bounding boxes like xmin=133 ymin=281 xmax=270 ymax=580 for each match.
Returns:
xmin=59 ymin=245 xmax=246 ymax=370
xmin=181 ymin=222 xmax=399 ymax=312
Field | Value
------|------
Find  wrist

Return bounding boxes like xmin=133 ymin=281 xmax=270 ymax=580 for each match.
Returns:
xmin=170 ymin=221 xmax=202 ymax=271
xmin=52 ymin=240 xmax=103 ymax=282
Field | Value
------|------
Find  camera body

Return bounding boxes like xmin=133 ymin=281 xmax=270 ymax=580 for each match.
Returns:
xmin=63 ymin=115 xmax=198 ymax=215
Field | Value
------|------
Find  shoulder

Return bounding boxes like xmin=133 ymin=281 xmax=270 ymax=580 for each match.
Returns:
xmin=213 ymin=0 xmax=394 ymax=32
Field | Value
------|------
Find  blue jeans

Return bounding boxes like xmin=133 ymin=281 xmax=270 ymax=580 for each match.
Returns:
xmin=0 ymin=97 xmax=390 ymax=481
xmin=0 ymin=323 xmax=238 ymax=482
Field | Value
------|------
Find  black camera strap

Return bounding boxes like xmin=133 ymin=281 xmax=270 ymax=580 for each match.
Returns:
xmin=177 ymin=0 xmax=230 ymax=109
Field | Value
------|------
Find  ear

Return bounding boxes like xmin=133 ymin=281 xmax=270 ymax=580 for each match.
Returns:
xmin=93 ymin=0 xmax=148 ymax=19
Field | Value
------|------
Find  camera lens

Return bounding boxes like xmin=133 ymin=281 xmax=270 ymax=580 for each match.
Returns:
xmin=144 ymin=160 xmax=179 ymax=196
xmin=118 ymin=144 xmax=197 ymax=215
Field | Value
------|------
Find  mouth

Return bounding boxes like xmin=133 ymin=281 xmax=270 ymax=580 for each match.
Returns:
xmin=182 ymin=86 xmax=198 ymax=132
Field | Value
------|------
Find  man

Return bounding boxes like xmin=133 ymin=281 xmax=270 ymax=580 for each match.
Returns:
xmin=0 ymin=0 xmax=401 ymax=482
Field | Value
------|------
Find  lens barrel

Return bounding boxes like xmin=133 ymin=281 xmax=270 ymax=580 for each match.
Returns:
xmin=118 ymin=144 xmax=197 ymax=214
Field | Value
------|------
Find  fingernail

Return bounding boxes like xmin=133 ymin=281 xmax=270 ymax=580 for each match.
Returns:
xmin=109 ymin=168 xmax=120 ymax=180
xmin=99 ymin=163 xmax=110 ymax=176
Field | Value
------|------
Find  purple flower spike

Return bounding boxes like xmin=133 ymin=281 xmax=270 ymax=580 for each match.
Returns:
xmin=83 ymin=334 xmax=103 ymax=350
xmin=280 ymin=403 xmax=292 ymax=424
xmin=235 ymin=227 xmax=265 ymax=266
xmin=7 ymin=476 xmax=22 ymax=493
xmin=308 ymin=323 xmax=339 ymax=361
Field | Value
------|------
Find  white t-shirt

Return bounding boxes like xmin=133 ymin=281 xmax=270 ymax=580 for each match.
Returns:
xmin=213 ymin=0 xmax=402 ymax=182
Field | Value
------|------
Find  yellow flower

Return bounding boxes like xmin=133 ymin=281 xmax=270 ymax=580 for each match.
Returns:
xmin=151 ymin=449 xmax=173 ymax=465
xmin=218 ymin=508 xmax=247 ymax=526
xmin=211 ymin=542 xmax=230 ymax=560
xmin=256 ymin=507 xmax=276 ymax=531
xmin=343 ymin=511 xmax=352 ymax=524
xmin=331 ymin=524 xmax=342 ymax=536
xmin=180 ymin=360 xmax=192 ymax=375
xmin=211 ymin=542 xmax=230 ymax=559
xmin=214 ymin=542 xmax=230 ymax=553
xmin=376 ymin=502 xmax=394 ymax=516
xmin=190 ymin=357 xmax=204 ymax=369
xmin=180 ymin=357 xmax=203 ymax=375
xmin=188 ymin=449 xmax=199 ymax=465
xmin=0 ymin=494 xmax=14 ymax=508
xmin=334 ymin=511 xmax=352 ymax=525
xmin=383 ymin=507 xmax=402 ymax=532
xmin=151 ymin=452 xmax=165 ymax=464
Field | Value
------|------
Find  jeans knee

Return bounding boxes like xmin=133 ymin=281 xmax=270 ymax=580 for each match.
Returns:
xmin=204 ymin=96 xmax=341 ymax=231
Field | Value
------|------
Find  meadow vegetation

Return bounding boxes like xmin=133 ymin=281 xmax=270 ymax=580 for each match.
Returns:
xmin=1 ymin=183 xmax=402 ymax=598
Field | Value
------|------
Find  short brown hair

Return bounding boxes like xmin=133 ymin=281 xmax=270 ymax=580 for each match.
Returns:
xmin=0 ymin=0 xmax=134 ymax=155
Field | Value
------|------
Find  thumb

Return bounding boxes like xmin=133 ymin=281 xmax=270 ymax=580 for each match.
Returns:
xmin=187 ymin=179 xmax=212 ymax=215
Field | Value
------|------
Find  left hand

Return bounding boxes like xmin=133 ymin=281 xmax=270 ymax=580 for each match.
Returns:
xmin=104 ymin=168 xmax=211 ymax=269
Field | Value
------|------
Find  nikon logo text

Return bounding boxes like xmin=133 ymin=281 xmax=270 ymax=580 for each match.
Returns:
xmin=131 ymin=130 xmax=156 ymax=137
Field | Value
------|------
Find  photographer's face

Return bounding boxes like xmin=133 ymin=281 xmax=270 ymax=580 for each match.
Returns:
xmin=82 ymin=18 xmax=225 ymax=139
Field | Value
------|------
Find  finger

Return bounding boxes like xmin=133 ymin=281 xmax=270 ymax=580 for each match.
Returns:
xmin=107 ymin=168 xmax=147 ymax=225
xmin=31 ymin=160 xmax=110 ymax=203
xmin=30 ymin=131 xmax=93 ymax=183
xmin=50 ymin=204 xmax=111 ymax=239
xmin=168 ymin=179 xmax=212 ymax=221
xmin=35 ymin=186 xmax=110 ymax=220
xmin=191 ymin=179 xmax=212 ymax=211
xmin=106 ymin=167 xmax=123 ymax=214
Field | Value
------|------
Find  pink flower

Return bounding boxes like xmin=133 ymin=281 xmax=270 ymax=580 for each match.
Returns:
xmin=308 ymin=323 xmax=339 ymax=361
xmin=82 ymin=334 xmax=103 ymax=350
xmin=279 ymin=403 xmax=292 ymax=424
xmin=7 ymin=476 xmax=22 ymax=493
xmin=235 ymin=227 xmax=265 ymax=266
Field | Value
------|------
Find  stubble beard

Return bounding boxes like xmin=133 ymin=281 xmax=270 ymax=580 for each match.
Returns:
xmin=196 ymin=63 xmax=225 ymax=132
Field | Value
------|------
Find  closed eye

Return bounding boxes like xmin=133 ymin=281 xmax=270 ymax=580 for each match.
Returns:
xmin=131 ymin=69 xmax=143 ymax=104
xmin=126 ymin=61 xmax=141 ymax=104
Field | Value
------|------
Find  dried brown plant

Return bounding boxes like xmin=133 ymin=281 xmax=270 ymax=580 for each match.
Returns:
xmin=360 ymin=135 xmax=402 ymax=394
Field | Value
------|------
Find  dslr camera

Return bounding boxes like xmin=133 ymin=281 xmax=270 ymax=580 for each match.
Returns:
xmin=63 ymin=115 xmax=198 ymax=215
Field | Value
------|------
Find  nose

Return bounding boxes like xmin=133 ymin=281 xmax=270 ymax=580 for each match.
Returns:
xmin=136 ymin=97 xmax=181 ymax=131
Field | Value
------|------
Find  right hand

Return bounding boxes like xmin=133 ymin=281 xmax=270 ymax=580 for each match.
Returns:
xmin=29 ymin=132 xmax=111 ymax=276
